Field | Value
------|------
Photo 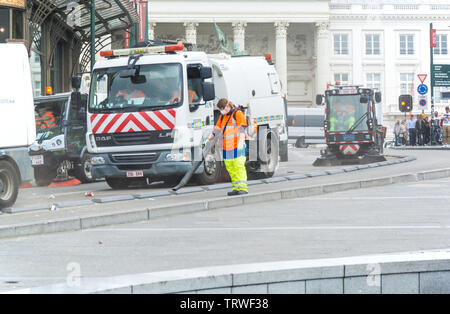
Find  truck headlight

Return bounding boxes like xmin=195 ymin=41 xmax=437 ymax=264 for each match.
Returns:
xmin=166 ymin=151 xmax=191 ymax=162
xmin=91 ymin=156 xmax=106 ymax=165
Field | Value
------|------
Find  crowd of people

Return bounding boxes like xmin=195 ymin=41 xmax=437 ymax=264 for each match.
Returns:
xmin=393 ymin=106 xmax=450 ymax=146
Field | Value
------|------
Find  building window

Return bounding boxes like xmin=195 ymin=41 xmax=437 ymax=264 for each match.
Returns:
xmin=400 ymin=34 xmax=414 ymax=55
xmin=400 ymin=73 xmax=414 ymax=96
xmin=334 ymin=73 xmax=349 ymax=85
xmin=334 ymin=34 xmax=349 ymax=55
xmin=434 ymin=87 xmax=450 ymax=104
xmin=434 ymin=34 xmax=448 ymax=55
xmin=34 ymin=81 xmax=41 ymax=97
xmin=365 ymin=34 xmax=380 ymax=55
xmin=366 ymin=73 xmax=381 ymax=90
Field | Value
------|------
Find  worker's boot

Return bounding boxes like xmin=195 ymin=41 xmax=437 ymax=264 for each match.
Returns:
xmin=227 ymin=190 xmax=240 ymax=196
xmin=237 ymin=190 xmax=248 ymax=195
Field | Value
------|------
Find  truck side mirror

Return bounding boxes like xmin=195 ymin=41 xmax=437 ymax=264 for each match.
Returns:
xmin=316 ymin=95 xmax=323 ymax=106
xmin=70 ymin=92 xmax=82 ymax=111
xmin=200 ymin=66 xmax=213 ymax=80
xmin=202 ymin=82 xmax=215 ymax=101
xmin=360 ymin=95 xmax=369 ymax=103
xmin=375 ymin=92 xmax=382 ymax=103
xmin=72 ymin=76 xmax=82 ymax=90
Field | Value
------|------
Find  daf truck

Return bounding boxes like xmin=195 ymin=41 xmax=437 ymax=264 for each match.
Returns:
xmin=84 ymin=44 xmax=288 ymax=189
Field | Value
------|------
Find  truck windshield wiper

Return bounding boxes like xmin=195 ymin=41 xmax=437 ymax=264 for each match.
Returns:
xmin=347 ymin=112 xmax=368 ymax=133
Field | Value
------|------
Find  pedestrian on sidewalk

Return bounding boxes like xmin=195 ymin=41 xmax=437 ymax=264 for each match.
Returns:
xmin=442 ymin=106 xmax=450 ymax=146
xmin=423 ymin=116 xmax=431 ymax=145
xmin=394 ymin=120 xmax=400 ymax=146
xmin=408 ymin=115 xmax=417 ymax=146
xmin=399 ymin=120 xmax=407 ymax=145
xmin=416 ymin=115 xmax=426 ymax=146
xmin=206 ymin=98 xmax=248 ymax=196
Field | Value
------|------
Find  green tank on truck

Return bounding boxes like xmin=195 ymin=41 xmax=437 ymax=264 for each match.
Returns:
xmin=29 ymin=92 xmax=95 ymax=186
xmin=0 ymin=44 xmax=36 ymax=209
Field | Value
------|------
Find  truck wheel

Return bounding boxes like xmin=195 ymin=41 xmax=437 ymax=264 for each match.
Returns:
xmin=105 ymin=178 xmax=132 ymax=189
xmin=34 ymin=166 xmax=56 ymax=186
xmin=295 ymin=137 xmax=308 ymax=148
xmin=194 ymin=153 xmax=222 ymax=185
xmin=248 ymin=129 xmax=279 ymax=179
xmin=73 ymin=155 xmax=95 ymax=183
xmin=0 ymin=160 xmax=19 ymax=209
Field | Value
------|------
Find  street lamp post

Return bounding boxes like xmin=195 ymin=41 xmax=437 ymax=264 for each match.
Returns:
xmin=90 ymin=0 xmax=96 ymax=73
xmin=430 ymin=23 xmax=436 ymax=145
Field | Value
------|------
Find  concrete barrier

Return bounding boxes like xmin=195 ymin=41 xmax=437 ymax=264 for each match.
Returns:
xmin=7 ymin=250 xmax=450 ymax=294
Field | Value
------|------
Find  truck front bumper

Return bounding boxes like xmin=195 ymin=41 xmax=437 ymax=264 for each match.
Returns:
xmin=90 ymin=150 xmax=204 ymax=180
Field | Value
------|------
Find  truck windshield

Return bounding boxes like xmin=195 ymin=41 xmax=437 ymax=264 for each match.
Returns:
xmin=328 ymin=95 xmax=368 ymax=132
xmin=34 ymin=99 xmax=66 ymax=139
xmin=89 ymin=63 xmax=183 ymax=112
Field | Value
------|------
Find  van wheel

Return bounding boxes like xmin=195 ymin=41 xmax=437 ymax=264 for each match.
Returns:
xmin=73 ymin=155 xmax=95 ymax=183
xmin=105 ymin=178 xmax=132 ymax=189
xmin=34 ymin=166 xmax=56 ymax=186
xmin=295 ymin=137 xmax=308 ymax=148
xmin=0 ymin=160 xmax=19 ymax=209
xmin=194 ymin=153 xmax=222 ymax=185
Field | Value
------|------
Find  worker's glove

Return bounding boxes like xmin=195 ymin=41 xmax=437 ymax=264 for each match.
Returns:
xmin=202 ymin=139 xmax=210 ymax=149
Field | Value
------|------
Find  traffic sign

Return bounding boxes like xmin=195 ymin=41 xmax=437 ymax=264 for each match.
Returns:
xmin=417 ymin=84 xmax=428 ymax=95
xmin=418 ymin=74 xmax=427 ymax=84
xmin=432 ymin=64 xmax=450 ymax=87
xmin=419 ymin=98 xmax=427 ymax=107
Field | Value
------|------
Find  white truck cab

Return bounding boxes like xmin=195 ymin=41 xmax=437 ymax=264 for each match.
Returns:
xmin=0 ymin=44 xmax=36 ymax=208
xmin=86 ymin=44 xmax=288 ymax=188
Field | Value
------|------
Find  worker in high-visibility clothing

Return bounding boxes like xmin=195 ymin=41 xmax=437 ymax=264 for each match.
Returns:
xmin=343 ymin=105 xmax=356 ymax=130
xmin=115 ymin=81 xmax=146 ymax=101
xmin=205 ymin=98 xmax=248 ymax=196
xmin=35 ymin=108 xmax=56 ymax=130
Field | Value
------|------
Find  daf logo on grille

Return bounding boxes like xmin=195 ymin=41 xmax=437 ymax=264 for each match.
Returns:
xmin=95 ymin=136 xmax=112 ymax=141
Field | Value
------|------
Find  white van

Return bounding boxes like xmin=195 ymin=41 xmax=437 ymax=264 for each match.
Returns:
xmin=287 ymin=107 xmax=325 ymax=148
xmin=0 ymin=44 xmax=36 ymax=208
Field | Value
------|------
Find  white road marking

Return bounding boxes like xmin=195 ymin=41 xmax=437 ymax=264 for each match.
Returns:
xmin=300 ymin=196 xmax=450 ymax=201
xmin=89 ymin=225 xmax=450 ymax=232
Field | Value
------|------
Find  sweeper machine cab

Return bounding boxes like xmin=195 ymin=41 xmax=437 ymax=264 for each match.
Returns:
xmin=313 ymin=85 xmax=386 ymax=166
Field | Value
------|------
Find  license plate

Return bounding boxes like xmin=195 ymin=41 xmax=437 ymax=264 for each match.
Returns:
xmin=126 ymin=171 xmax=144 ymax=178
xmin=30 ymin=155 xmax=44 ymax=166
xmin=343 ymin=134 xmax=355 ymax=141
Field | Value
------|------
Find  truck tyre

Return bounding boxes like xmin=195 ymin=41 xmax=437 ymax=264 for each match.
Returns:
xmin=73 ymin=155 xmax=95 ymax=184
xmin=248 ymin=128 xmax=279 ymax=179
xmin=0 ymin=160 xmax=19 ymax=209
xmin=295 ymin=137 xmax=308 ymax=148
xmin=105 ymin=177 xmax=132 ymax=189
xmin=194 ymin=152 xmax=222 ymax=186
xmin=34 ymin=166 xmax=56 ymax=186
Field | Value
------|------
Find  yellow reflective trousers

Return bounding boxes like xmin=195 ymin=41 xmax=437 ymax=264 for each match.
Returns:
xmin=224 ymin=155 xmax=248 ymax=192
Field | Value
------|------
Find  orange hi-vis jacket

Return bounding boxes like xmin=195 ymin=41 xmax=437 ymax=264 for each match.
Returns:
xmin=214 ymin=109 xmax=247 ymax=158
xmin=116 ymin=89 xmax=146 ymax=99
xmin=36 ymin=112 xmax=56 ymax=129
xmin=188 ymin=90 xmax=197 ymax=104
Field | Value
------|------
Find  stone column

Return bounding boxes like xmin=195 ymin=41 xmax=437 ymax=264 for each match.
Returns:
xmin=275 ymin=21 xmax=289 ymax=96
xmin=232 ymin=21 xmax=247 ymax=52
xmin=184 ymin=22 xmax=199 ymax=46
xmin=315 ymin=22 xmax=330 ymax=95
xmin=148 ymin=22 xmax=156 ymax=41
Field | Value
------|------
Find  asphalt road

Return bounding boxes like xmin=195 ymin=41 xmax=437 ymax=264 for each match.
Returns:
xmin=1 ymin=176 xmax=450 ymax=292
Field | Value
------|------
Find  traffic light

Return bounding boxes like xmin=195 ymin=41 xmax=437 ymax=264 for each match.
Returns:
xmin=399 ymin=94 xmax=413 ymax=112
